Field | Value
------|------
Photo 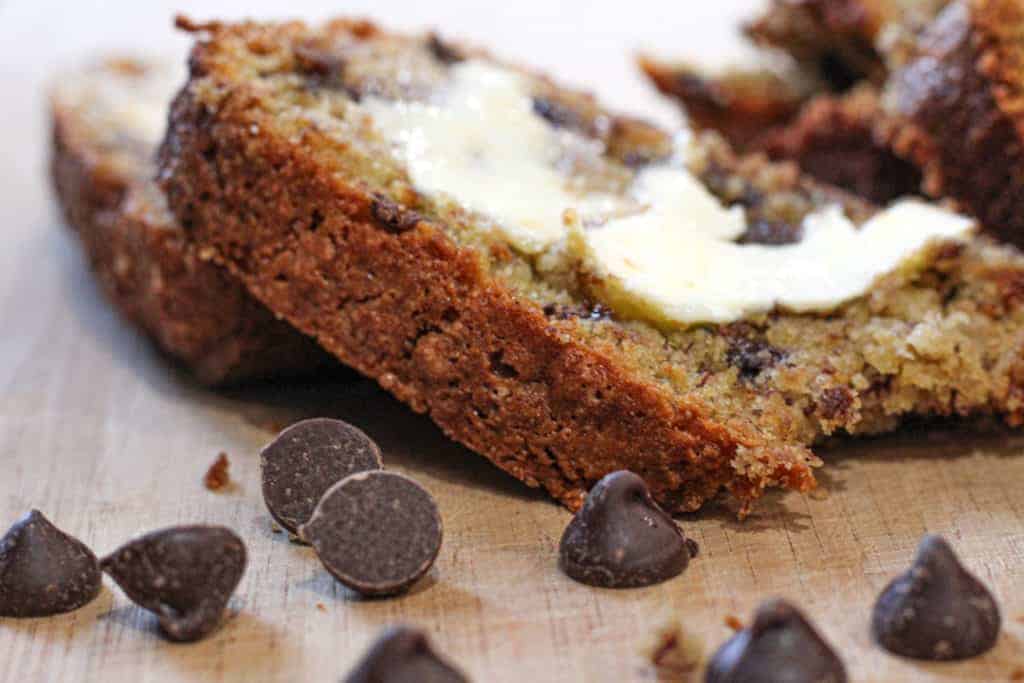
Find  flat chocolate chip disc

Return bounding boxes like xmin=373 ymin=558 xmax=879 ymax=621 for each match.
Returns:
xmin=706 ymin=599 xmax=848 ymax=683
xmin=344 ymin=625 xmax=468 ymax=682
xmin=299 ymin=471 xmax=442 ymax=597
xmin=558 ymin=470 xmax=697 ymax=588
xmin=0 ymin=510 xmax=101 ymax=617
xmin=261 ymin=418 xmax=383 ymax=534
xmin=872 ymin=534 xmax=1001 ymax=660
xmin=100 ymin=525 xmax=247 ymax=642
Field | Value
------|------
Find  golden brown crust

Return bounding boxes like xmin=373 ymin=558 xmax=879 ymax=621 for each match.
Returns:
xmin=50 ymin=61 xmax=333 ymax=385
xmin=158 ymin=21 xmax=819 ymax=514
xmin=883 ymin=0 xmax=1024 ymax=248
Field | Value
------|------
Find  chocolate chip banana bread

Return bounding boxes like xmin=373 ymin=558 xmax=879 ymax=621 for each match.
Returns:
xmin=159 ymin=17 xmax=1024 ymax=515
xmin=51 ymin=58 xmax=332 ymax=384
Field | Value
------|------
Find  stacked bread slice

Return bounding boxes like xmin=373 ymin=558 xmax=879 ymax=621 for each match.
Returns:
xmin=51 ymin=13 xmax=1024 ymax=515
xmin=643 ymin=0 xmax=1024 ymax=247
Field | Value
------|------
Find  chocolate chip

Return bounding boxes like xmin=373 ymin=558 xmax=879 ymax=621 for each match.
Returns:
xmin=871 ymin=534 xmax=1001 ymax=660
xmin=706 ymin=599 xmax=847 ymax=683
xmin=426 ymin=33 xmax=463 ymax=65
xmin=0 ymin=510 xmax=101 ymax=617
xmin=532 ymin=96 xmax=581 ymax=130
xmin=299 ymin=471 xmax=442 ymax=597
xmin=100 ymin=525 xmax=247 ymax=642
xmin=725 ymin=335 xmax=785 ymax=380
xmin=558 ymin=471 xmax=697 ymax=588
xmin=344 ymin=625 xmax=467 ymax=682
xmin=260 ymin=418 xmax=383 ymax=535
xmin=736 ymin=218 xmax=803 ymax=245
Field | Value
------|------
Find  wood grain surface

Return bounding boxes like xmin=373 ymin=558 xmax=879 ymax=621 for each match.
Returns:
xmin=2 ymin=1 xmax=1024 ymax=681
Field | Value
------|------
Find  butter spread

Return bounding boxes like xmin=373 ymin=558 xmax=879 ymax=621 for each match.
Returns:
xmin=363 ymin=60 xmax=976 ymax=326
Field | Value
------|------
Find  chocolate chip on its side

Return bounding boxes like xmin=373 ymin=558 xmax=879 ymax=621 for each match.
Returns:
xmin=260 ymin=418 xmax=384 ymax=535
xmin=558 ymin=470 xmax=697 ymax=588
xmin=100 ymin=525 xmax=247 ymax=642
xmin=871 ymin=534 xmax=1001 ymax=660
xmin=706 ymin=599 xmax=847 ymax=683
xmin=299 ymin=470 xmax=442 ymax=597
xmin=344 ymin=625 xmax=467 ymax=683
xmin=0 ymin=510 xmax=102 ymax=617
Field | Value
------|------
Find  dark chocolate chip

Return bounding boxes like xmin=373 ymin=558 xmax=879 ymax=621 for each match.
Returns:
xmin=100 ymin=525 xmax=247 ymax=642
xmin=725 ymin=335 xmax=785 ymax=380
xmin=370 ymin=194 xmax=424 ymax=234
xmin=532 ymin=96 xmax=582 ymax=130
xmin=736 ymin=218 xmax=803 ymax=245
xmin=344 ymin=625 xmax=468 ymax=683
xmin=0 ymin=510 xmax=101 ymax=617
xmin=299 ymin=471 xmax=442 ymax=597
xmin=558 ymin=471 xmax=696 ymax=588
xmin=871 ymin=534 xmax=1001 ymax=660
xmin=260 ymin=418 xmax=383 ymax=535
xmin=706 ymin=599 xmax=847 ymax=683
xmin=426 ymin=33 xmax=464 ymax=65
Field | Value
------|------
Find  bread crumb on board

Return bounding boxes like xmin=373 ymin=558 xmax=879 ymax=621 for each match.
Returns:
xmin=204 ymin=452 xmax=231 ymax=491
xmin=639 ymin=617 xmax=703 ymax=680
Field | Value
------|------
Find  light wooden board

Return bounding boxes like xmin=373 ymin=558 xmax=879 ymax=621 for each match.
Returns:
xmin=2 ymin=1 xmax=1024 ymax=681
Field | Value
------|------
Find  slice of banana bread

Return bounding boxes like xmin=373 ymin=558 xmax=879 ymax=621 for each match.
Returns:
xmin=51 ymin=57 xmax=332 ymax=384
xmin=159 ymin=17 xmax=1024 ymax=515
xmin=649 ymin=0 xmax=1024 ymax=248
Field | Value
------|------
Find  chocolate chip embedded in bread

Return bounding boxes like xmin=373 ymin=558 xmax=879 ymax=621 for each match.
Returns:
xmin=260 ymin=418 xmax=384 ymax=535
xmin=299 ymin=471 xmax=442 ymax=597
xmin=344 ymin=625 xmax=467 ymax=683
xmin=706 ymin=599 xmax=848 ymax=683
xmin=100 ymin=525 xmax=247 ymax=642
xmin=0 ymin=510 xmax=101 ymax=617
xmin=426 ymin=33 xmax=464 ymax=65
xmin=871 ymin=534 xmax=1001 ymax=660
xmin=558 ymin=470 xmax=697 ymax=588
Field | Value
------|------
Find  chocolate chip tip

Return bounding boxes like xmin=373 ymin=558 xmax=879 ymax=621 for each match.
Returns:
xmin=0 ymin=509 xmax=102 ymax=618
xmin=871 ymin=534 xmax=1001 ymax=661
xmin=558 ymin=470 xmax=694 ymax=589
xmin=344 ymin=624 xmax=468 ymax=682
xmin=101 ymin=525 xmax=247 ymax=642
xmin=706 ymin=598 xmax=847 ymax=683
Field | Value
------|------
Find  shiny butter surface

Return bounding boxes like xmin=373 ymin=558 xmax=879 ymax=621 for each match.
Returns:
xmin=364 ymin=60 xmax=975 ymax=326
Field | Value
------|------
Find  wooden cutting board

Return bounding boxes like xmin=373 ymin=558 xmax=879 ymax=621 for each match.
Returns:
xmin=2 ymin=2 xmax=1023 ymax=679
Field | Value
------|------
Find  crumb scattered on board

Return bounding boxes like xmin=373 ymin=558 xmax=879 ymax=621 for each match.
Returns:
xmin=724 ymin=615 xmax=744 ymax=632
xmin=640 ymin=618 xmax=702 ymax=677
xmin=316 ymin=603 xmax=327 ymax=612
xmin=204 ymin=452 xmax=231 ymax=491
